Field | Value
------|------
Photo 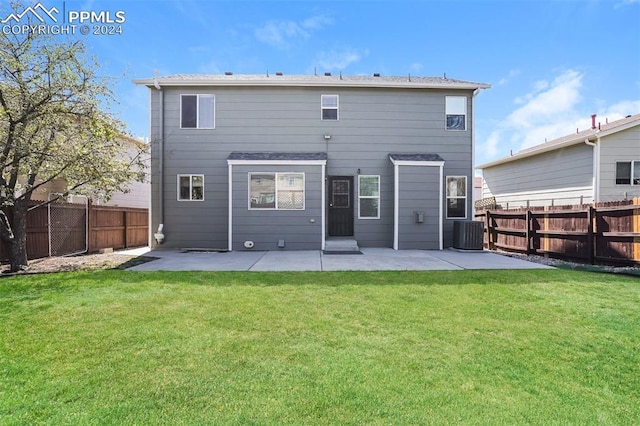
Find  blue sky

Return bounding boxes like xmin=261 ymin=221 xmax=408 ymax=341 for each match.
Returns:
xmin=7 ymin=0 xmax=639 ymax=167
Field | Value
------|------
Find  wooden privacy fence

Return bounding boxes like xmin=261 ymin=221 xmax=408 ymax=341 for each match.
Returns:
xmin=1 ymin=201 xmax=148 ymax=261
xmin=474 ymin=198 xmax=640 ymax=266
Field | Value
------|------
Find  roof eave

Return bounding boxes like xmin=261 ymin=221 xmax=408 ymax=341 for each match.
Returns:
xmin=132 ymin=78 xmax=490 ymax=90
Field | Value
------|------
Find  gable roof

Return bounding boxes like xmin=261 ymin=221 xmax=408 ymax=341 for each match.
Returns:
xmin=134 ymin=73 xmax=490 ymax=91
xmin=477 ymin=113 xmax=640 ymax=169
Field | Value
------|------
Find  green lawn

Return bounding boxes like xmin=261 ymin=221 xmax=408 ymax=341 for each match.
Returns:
xmin=1 ymin=270 xmax=638 ymax=425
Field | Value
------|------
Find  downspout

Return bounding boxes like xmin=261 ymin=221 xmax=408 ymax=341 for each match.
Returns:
xmin=153 ymin=77 xmax=165 ymax=244
xmin=584 ymin=137 xmax=600 ymax=203
xmin=471 ymin=88 xmax=480 ymax=214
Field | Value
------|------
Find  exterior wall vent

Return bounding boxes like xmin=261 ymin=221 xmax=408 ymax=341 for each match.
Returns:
xmin=453 ymin=221 xmax=484 ymax=250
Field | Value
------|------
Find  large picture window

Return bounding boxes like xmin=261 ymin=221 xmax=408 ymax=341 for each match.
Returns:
xmin=446 ymin=176 xmax=467 ymax=218
xmin=177 ymin=174 xmax=204 ymax=201
xmin=445 ymin=96 xmax=467 ymax=131
xmin=358 ymin=175 xmax=380 ymax=219
xmin=616 ymin=161 xmax=640 ymax=185
xmin=181 ymin=94 xmax=215 ymax=129
xmin=249 ymin=173 xmax=305 ymax=210
xmin=321 ymin=94 xmax=339 ymax=120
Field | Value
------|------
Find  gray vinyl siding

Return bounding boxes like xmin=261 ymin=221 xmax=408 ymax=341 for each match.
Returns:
xmin=482 ymin=143 xmax=593 ymax=208
xmin=231 ymin=165 xmax=323 ymax=250
xmin=599 ymin=126 xmax=640 ymax=201
xmin=150 ymin=85 xmax=476 ymax=249
xmin=397 ymin=166 xmax=441 ymax=250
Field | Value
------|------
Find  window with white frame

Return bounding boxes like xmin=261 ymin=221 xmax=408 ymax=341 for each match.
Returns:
xmin=178 ymin=174 xmax=204 ymax=201
xmin=358 ymin=175 xmax=380 ymax=219
xmin=616 ymin=161 xmax=640 ymax=185
xmin=181 ymin=94 xmax=215 ymax=129
xmin=249 ymin=173 xmax=305 ymax=210
xmin=321 ymin=95 xmax=339 ymax=120
xmin=445 ymin=96 xmax=467 ymax=131
xmin=446 ymin=176 xmax=467 ymax=218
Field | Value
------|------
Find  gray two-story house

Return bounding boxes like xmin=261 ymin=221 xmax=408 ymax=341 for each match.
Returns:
xmin=134 ymin=73 xmax=489 ymax=251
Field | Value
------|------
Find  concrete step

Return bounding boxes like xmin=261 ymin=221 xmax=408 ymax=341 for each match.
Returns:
xmin=324 ymin=238 xmax=361 ymax=254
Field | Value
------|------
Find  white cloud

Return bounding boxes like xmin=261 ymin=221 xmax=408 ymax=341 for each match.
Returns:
xmin=479 ymin=69 xmax=640 ymax=165
xmin=615 ymin=0 xmax=639 ymax=8
xmin=313 ymin=48 xmax=367 ymax=71
xmin=254 ymin=15 xmax=333 ymax=49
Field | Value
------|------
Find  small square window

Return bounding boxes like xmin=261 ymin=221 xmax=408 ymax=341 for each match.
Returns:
xmin=177 ymin=174 xmax=204 ymax=201
xmin=446 ymin=96 xmax=467 ymax=131
xmin=321 ymin=95 xmax=339 ymax=120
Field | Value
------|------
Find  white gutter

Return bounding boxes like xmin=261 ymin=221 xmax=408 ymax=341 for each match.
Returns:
xmin=393 ymin=162 xmax=400 ymax=250
xmin=228 ymin=164 xmax=233 ymax=251
xmin=134 ymin=78 xmax=490 ymax=91
xmin=153 ymin=78 xmax=165 ymax=244
xmin=584 ymin=137 xmax=601 ymax=203
xmin=321 ymin=163 xmax=326 ymax=251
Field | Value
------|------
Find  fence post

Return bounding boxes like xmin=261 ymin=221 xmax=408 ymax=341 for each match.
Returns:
xmin=634 ymin=197 xmax=640 ymax=263
xmin=87 ymin=199 xmax=94 ymax=254
xmin=587 ymin=205 xmax=595 ymax=264
xmin=486 ymin=210 xmax=492 ymax=250
xmin=526 ymin=209 xmax=532 ymax=255
xmin=123 ymin=210 xmax=129 ymax=249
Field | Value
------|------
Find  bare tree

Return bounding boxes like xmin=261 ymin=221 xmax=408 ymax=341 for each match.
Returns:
xmin=0 ymin=10 xmax=145 ymax=272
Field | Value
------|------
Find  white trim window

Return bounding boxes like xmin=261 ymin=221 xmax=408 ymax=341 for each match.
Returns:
xmin=358 ymin=175 xmax=380 ymax=219
xmin=615 ymin=160 xmax=640 ymax=185
xmin=181 ymin=94 xmax=215 ymax=129
xmin=445 ymin=96 xmax=467 ymax=131
xmin=321 ymin=94 xmax=339 ymax=120
xmin=249 ymin=173 xmax=305 ymax=210
xmin=178 ymin=174 xmax=204 ymax=201
xmin=446 ymin=176 xmax=467 ymax=218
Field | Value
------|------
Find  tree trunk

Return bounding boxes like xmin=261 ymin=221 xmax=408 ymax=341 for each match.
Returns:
xmin=0 ymin=202 xmax=29 ymax=272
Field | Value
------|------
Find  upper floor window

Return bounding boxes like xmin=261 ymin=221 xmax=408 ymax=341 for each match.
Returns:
xmin=446 ymin=176 xmax=467 ymax=218
xmin=178 ymin=174 xmax=204 ymax=201
xmin=616 ymin=161 xmax=640 ymax=185
xmin=321 ymin=95 xmax=339 ymax=120
xmin=181 ymin=94 xmax=215 ymax=129
xmin=249 ymin=173 xmax=305 ymax=210
xmin=445 ymin=96 xmax=466 ymax=131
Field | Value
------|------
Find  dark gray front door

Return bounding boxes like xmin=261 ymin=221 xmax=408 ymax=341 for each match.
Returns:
xmin=328 ymin=176 xmax=354 ymax=236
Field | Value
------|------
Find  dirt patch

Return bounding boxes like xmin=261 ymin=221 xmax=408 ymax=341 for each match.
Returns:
xmin=1 ymin=252 xmax=157 ymax=275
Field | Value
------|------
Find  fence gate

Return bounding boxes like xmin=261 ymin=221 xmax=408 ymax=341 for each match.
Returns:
xmin=48 ymin=194 xmax=88 ymax=257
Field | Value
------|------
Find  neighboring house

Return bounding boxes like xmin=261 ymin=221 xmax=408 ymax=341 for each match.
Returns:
xmin=29 ymin=134 xmax=150 ymax=208
xmin=477 ymin=114 xmax=640 ymax=209
xmin=134 ymin=73 xmax=489 ymax=251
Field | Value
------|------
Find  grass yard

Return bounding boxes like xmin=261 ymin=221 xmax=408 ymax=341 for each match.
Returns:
xmin=1 ymin=269 xmax=638 ymax=424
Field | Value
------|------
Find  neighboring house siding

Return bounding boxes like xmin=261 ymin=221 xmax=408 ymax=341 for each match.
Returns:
xmin=482 ymin=143 xmax=593 ymax=207
xmin=150 ymin=85 xmax=476 ymax=249
xmin=231 ymin=164 xmax=322 ymax=251
xmin=102 ymin=180 xmax=150 ymax=209
xmin=599 ymin=125 xmax=640 ymax=201
xmin=397 ymin=166 xmax=441 ymax=250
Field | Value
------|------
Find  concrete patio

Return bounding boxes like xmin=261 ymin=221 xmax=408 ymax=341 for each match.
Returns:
xmin=125 ymin=247 xmax=552 ymax=272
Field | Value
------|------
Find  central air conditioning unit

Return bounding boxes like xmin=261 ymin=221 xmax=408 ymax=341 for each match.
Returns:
xmin=453 ymin=221 xmax=484 ymax=250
